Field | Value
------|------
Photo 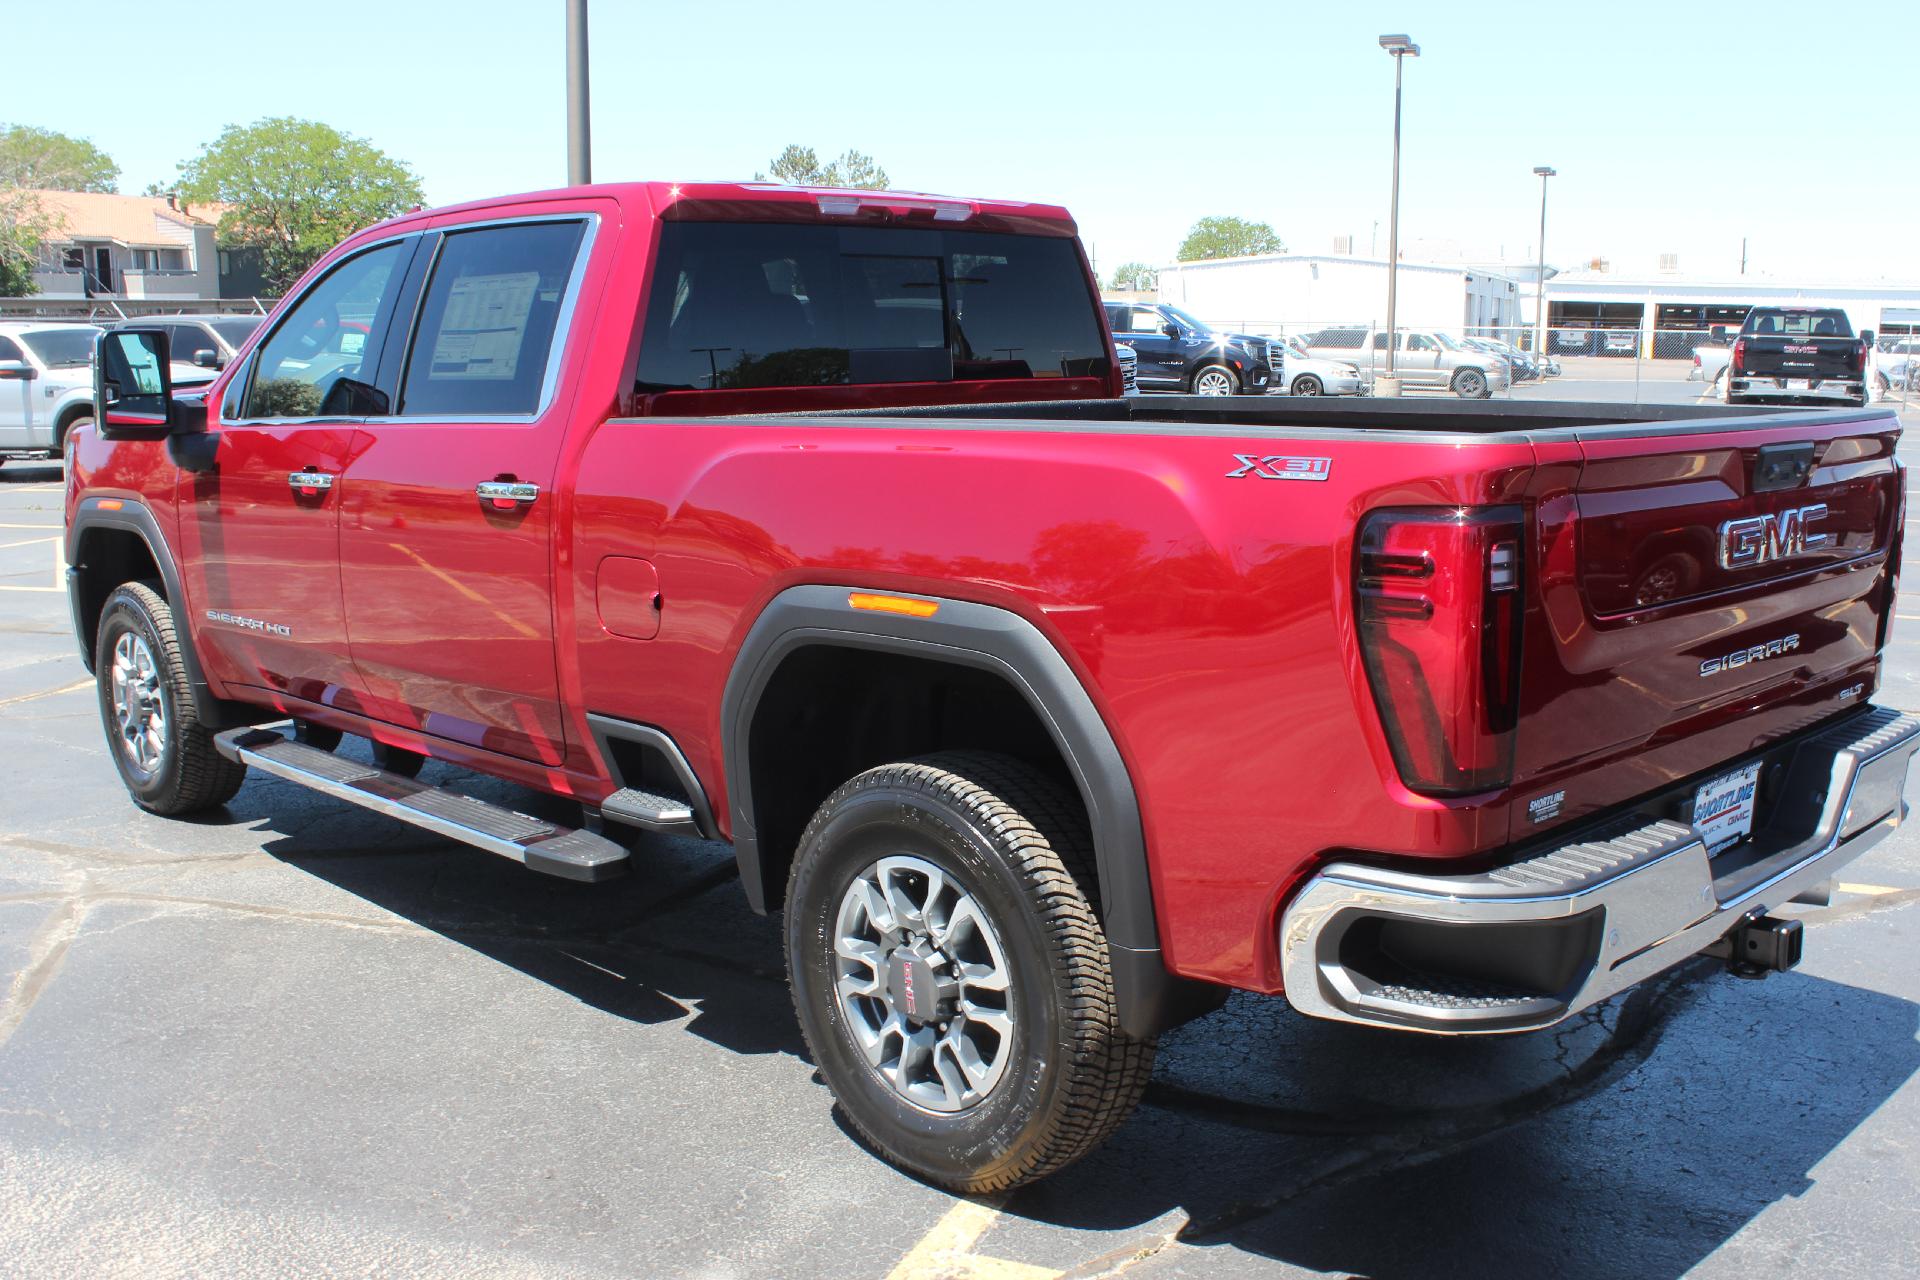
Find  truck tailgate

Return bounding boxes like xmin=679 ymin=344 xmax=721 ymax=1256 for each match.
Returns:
xmin=1515 ymin=414 xmax=1901 ymax=805
xmin=1741 ymin=336 xmax=1860 ymax=381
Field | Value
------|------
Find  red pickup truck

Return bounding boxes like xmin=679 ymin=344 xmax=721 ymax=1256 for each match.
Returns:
xmin=68 ymin=182 xmax=1917 ymax=1192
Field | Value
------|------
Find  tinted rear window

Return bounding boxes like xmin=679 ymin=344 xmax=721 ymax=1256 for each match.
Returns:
xmin=1745 ymin=309 xmax=1853 ymax=338
xmin=633 ymin=222 xmax=1109 ymax=393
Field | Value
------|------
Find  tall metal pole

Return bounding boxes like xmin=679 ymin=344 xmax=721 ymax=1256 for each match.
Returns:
xmin=1384 ymin=53 xmax=1404 ymax=379
xmin=1533 ymin=166 xmax=1555 ymax=362
xmin=1377 ymin=36 xmax=1418 ymax=391
xmin=566 ymin=0 xmax=592 ymax=186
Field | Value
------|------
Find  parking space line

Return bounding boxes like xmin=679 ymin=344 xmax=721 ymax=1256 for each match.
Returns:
xmin=884 ymin=1197 xmax=1062 ymax=1280
xmin=1835 ymin=882 xmax=1903 ymax=896
xmin=0 ymin=523 xmax=61 ymax=530
xmin=0 ymin=535 xmax=59 ymax=551
xmin=0 ymin=537 xmax=65 ymax=593
xmin=0 ymin=679 xmax=92 ymax=711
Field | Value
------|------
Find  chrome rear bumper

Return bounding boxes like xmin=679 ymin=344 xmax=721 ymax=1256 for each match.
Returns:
xmin=1278 ymin=707 xmax=1919 ymax=1034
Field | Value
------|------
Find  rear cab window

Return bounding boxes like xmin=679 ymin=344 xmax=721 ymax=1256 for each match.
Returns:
xmin=633 ymin=222 xmax=1110 ymax=401
xmin=1745 ymin=309 xmax=1854 ymax=338
xmin=398 ymin=220 xmax=587 ymax=417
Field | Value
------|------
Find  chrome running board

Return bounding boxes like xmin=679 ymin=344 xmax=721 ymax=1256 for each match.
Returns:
xmin=214 ymin=727 xmax=629 ymax=883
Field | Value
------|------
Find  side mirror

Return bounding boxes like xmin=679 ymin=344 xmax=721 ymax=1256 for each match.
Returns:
xmin=1861 ymin=329 xmax=1875 ymax=347
xmin=0 ymin=359 xmax=36 ymax=382
xmin=96 ymin=329 xmax=203 ymax=440
xmin=192 ymin=349 xmax=219 ymax=369
xmin=1162 ymin=321 xmax=1183 ymax=339
xmin=1710 ymin=325 xmax=1727 ymax=342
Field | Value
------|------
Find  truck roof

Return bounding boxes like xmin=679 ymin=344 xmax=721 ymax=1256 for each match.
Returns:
xmin=354 ymin=181 xmax=1080 ymax=242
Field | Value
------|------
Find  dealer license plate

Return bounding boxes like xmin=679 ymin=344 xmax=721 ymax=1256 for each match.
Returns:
xmin=1694 ymin=762 xmax=1762 ymax=854
xmin=1787 ymin=378 xmax=1811 ymax=391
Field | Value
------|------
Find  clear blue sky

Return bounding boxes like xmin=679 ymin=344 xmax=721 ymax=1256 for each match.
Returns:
xmin=11 ymin=0 xmax=1919 ymax=281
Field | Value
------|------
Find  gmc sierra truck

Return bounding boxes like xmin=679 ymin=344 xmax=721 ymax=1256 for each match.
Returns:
xmin=69 ymin=181 xmax=1916 ymax=1193
xmin=1725 ymin=306 xmax=1872 ymax=406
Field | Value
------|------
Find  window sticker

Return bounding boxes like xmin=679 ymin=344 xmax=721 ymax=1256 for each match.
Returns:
xmin=428 ymin=271 xmax=539 ymax=380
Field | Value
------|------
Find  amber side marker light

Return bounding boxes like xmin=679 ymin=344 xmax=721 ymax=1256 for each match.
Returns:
xmin=847 ymin=592 xmax=939 ymax=619
xmin=96 ymin=499 xmax=124 ymax=511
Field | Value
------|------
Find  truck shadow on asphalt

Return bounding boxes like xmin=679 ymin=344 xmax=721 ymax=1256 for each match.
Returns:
xmin=229 ymin=763 xmax=807 ymax=1061
xmin=231 ymin=761 xmax=1920 ymax=1277
xmin=1012 ymin=955 xmax=1920 ymax=1276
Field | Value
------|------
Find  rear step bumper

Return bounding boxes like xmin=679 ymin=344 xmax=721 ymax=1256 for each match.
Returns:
xmin=1278 ymin=706 xmax=1919 ymax=1034
xmin=214 ymin=728 xmax=629 ymax=882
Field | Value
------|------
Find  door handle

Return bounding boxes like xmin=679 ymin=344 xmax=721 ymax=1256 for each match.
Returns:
xmin=288 ymin=471 xmax=335 ymax=496
xmin=476 ymin=480 xmax=539 ymax=509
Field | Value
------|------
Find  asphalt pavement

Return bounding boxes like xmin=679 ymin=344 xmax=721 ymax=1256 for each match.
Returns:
xmin=2 ymin=403 xmax=1918 ymax=1278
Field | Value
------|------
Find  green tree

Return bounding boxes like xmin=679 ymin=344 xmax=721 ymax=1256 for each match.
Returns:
xmin=1108 ymin=262 xmax=1157 ymax=291
xmin=755 ymin=144 xmax=891 ymax=189
xmin=0 ymin=125 xmax=119 ymax=193
xmin=0 ymin=188 xmax=60 ymax=296
xmin=1176 ymin=216 xmax=1284 ymax=262
xmin=173 ymin=117 xmax=425 ymax=295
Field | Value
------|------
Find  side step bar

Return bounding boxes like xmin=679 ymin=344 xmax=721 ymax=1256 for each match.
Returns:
xmin=214 ymin=728 xmax=629 ymax=883
xmin=598 ymin=786 xmax=698 ymax=834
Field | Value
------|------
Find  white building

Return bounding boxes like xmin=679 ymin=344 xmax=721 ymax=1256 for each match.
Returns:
xmin=1527 ymin=272 xmax=1920 ymax=356
xmin=1152 ymin=253 xmax=1525 ymax=338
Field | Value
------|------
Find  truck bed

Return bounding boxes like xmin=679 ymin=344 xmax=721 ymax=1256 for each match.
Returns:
xmin=797 ymin=394 xmax=1865 ymax=438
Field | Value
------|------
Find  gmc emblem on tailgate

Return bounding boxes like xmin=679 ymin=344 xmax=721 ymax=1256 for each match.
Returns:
xmin=1717 ymin=503 xmax=1829 ymax=570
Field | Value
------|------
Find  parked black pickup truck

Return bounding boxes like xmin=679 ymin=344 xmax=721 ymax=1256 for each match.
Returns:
xmin=1726 ymin=307 xmax=1871 ymax=407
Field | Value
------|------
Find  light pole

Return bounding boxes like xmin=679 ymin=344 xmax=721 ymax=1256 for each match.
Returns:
xmin=1378 ymin=34 xmax=1419 ymax=395
xmin=1532 ymin=166 xmax=1555 ymax=361
xmin=566 ymin=0 xmax=592 ymax=185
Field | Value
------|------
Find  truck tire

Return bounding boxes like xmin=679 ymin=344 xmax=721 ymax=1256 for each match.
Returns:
xmin=95 ymin=581 xmax=247 ymax=815
xmin=1290 ymin=374 xmax=1324 ymax=396
xmin=55 ymin=409 xmax=93 ymax=453
xmin=1451 ymin=368 xmax=1491 ymax=399
xmin=1190 ymin=364 xmax=1239 ymax=396
xmin=785 ymin=751 xmax=1155 ymax=1193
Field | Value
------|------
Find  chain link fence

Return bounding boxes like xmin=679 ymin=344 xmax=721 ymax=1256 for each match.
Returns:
xmin=1164 ymin=316 xmax=1917 ymax=407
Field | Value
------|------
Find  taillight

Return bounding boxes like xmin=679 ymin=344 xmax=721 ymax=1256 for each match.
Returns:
xmin=1355 ymin=506 xmax=1525 ymax=796
xmin=1731 ymin=337 xmax=1747 ymax=372
xmin=1853 ymin=341 xmax=1868 ymax=373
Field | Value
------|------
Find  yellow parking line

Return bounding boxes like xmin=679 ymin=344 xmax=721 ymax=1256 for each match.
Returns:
xmin=0 ymin=535 xmax=58 ymax=551
xmin=884 ymin=1198 xmax=1061 ymax=1280
xmin=1835 ymin=882 xmax=1904 ymax=896
xmin=0 ymin=678 xmax=92 ymax=711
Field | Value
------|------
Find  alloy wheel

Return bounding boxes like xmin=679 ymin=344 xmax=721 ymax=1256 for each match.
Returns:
xmin=109 ymin=631 xmax=167 ymax=776
xmin=832 ymin=854 xmax=1015 ymax=1114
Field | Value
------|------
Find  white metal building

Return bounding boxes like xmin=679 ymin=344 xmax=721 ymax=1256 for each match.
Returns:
xmin=1152 ymin=254 xmax=1524 ymax=337
xmin=1528 ymin=273 xmax=1920 ymax=344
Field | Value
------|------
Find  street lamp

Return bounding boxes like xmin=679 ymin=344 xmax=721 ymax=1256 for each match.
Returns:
xmin=566 ymin=0 xmax=592 ymax=185
xmin=1532 ymin=166 xmax=1555 ymax=364
xmin=1378 ymin=34 xmax=1419 ymax=394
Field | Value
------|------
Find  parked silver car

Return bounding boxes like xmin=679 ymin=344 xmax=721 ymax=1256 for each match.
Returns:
xmin=105 ymin=313 xmax=263 ymax=372
xmin=1300 ymin=327 xmax=1509 ymax=398
xmin=1273 ymin=335 xmax=1364 ymax=396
